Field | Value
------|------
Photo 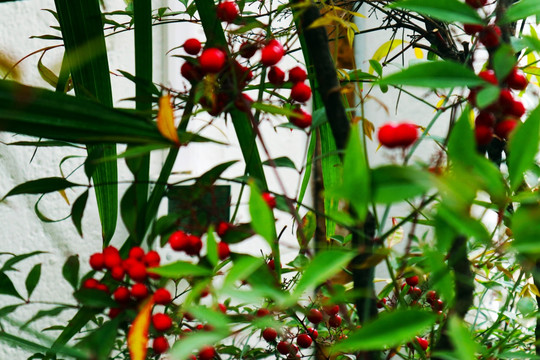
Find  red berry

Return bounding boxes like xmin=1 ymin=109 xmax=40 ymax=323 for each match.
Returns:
xmin=152 ymin=313 xmax=173 ymax=332
xmin=465 ymin=0 xmax=487 ymax=8
xmin=200 ymin=288 xmax=210 ymax=298
xmin=432 ymin=299 xmax=444 ymax=311
xmin=114 ymin=286 xmax=130 ymax=302
xmin=290 ymin=82 xmax=312 ymax=102
xmin=109 ymin=308 xmax=122 ymax=318
xmin=268 ymin=66 xmax=285 ymax=86
xmin=196 ymin=324 xmax=204 ymax=330
xmin=506 ymin=67 xmax=528 ymax=90
xmin=131 ymin=283 xmax=148 ymax=299
xmin=376 ymin=298 xmax=387 ymax=309
xmin=184 ymin=38 xmax=202 ymax=55
xmin=415 ymin=336 xmax=429 ymax=351
xmin=495 ymin=118 xmax=519 ymax=139
xmin=111 ymin=266 xmax=125 ymax=281
xmin=426 ymin=290 xmax=438 ymax=304
xmin=405 ymin=276 xmax=419 ymax=287
xmin=499 ymin=89 xmax=515 ymax=111
xmin=89 ymin=253 xmax=104 ymax=270
xmin=153 ymin=336 xmax=169 ymax=354
xmin=218 ymin=303 xmax=227 ymax=313
xmin=262 ymin=328 xmax=277 ymax=342
xmin=216 ymin=221 xmax=232 ymax=237
xmin=307 ymin=309 xmax=323 ymax=324
xmin=479 ymin=69 xmax=497 ymax=85
xmin=154 ymin=288 xmax=172 ymax=305
xmin=103 ymin=246 xmax=121 ymax=270
xmin=239 ymin=42 xmax=258 ymax=58
xmin=307 ymin=327 xmax=318 ymax=340
xmin=96 ymin=283 xmax=109 ymax=293
xmin=199 ymin=48 xmax=227 ymax=74
xmin=297 ymin=333 xmax=312 ymax=348
xmin=410 ymin=287 xmax=422 ymax=299
xmin=290 ymin=108 xmax=312 ymax=129
xmin=181 ymin=62 xmax=203 ymax=82
xmin=185 ymin=235 xmax=203 ymax=256
xmin=169 ymin=230 xmax=189 ymax=251
xmin=464 ymin=24 xmax=484 ymax=35
xmin=144 ymin=250 xmax=161 ymax=267
xmin=288 ymin=66 xmax=307 ymax=83
xmin=218 ymin=242 xmax=231 ymax=260
xmin=260 ymin=44 xmax=284 ymax=67
xmin=323 ymin=304 xmax=339 ymax=316
xmin=267 ymin=259 xmax=275 ymax=270
xmin=184 ymin=312 xmax=195 ymax=321
xmin=328 ymin=315 xmax=342 ymax=328
xmin=83 ymin=278 xmax=99 ymax=289
xmin=262 ymin=192 xmax=276 ymax=208
xmin=277 ymin=341 xmax=291 ymax=355
xmin=475 ymin=125 xmax=493 ymax=145
xmin=129 ymin=247 xmax=145 ymax=261
xmin=216 ymin=1 xmax=239 ymax=23
xmin=378 ymin=122 xmax=418 ymax=148
xmin=127 ymin=262 xmax=147 ymax=282
xmin=479 ymin=25 xmax=502 ymax=48
xmin=198 ymin=346 xmax=216 ymax=360
xmin=508 ymin=99 xmax=526 ymax=118
xmin=256 ymin=308 xmax=270 ymax=317
xmin=475 ymin=112 xmax=495 ymax=127
xmin=395 ymin=123 xmax=418 ymax=147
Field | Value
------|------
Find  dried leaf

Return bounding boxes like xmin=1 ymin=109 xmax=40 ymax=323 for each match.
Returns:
xmin=157 ymin=94 xmax=180 ymax=145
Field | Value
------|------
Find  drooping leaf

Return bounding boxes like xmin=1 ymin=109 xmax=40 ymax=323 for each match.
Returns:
xmin=0 ymin=272 xmax=25 ymax=300
xmin=148 ymin=261 xmax=212 ymax=278
xmin=25 ymin=264 xmax=42 ymax=299
xmin=73 ymin=288 xmax=117 ymax=308
xmin=387 ymin=0 xmax=484 ymax=24
xmin=2 ymin=177 xmax=80 ymax=200
xmin=128 ymin=298 xmax=154 ymax=360
xmin=22 ymin=307 xmax=69 ymax=329
xmin=296 ymin=211 xmax=316 ymax=248
xmin=71 ymin=190 xmax=89 ymax=237
xmin=62 ymin=255 xmax=79 ymax=290
xmin=157 ymin=94 xmax=180 ymax=145
xmin=500 ymin=0 xmax=540 ymax=24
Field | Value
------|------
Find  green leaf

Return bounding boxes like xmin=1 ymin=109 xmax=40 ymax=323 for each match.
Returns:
xmin=508 ymin=104 xmax=540 ymax=191
xmin=223 ymin=255 xmax=264 ymax=287
xmin=379 ymin=61 xmax=484 ymax=88
xmin=387 ymin=0 xmax=484 ymax=24
xmin=372 ymin=165 xmax=433 ymax=203
xmin=296 ymin=211 xmax=316 ymax=248
xmin=262 ymin=156 xmax=297 ymax=170
xmin=73 ymin=288 xmax=117 ymax=308
xmin=2 ymin=177 xmax=80 ymax=199
xmin=206 ymin=226 xmax=218 ymax=267
xmin=512 ymin=205 xmax=540 ymax=254
xmin=334 ymin=309 xmax=437 ymax=351
xmin=187 ymin=305 xmax=230 ymax=331
xmin=476 ymin=85 xmax=500 ymax=109
xmin=77 ymin=318 xmax=120 ymax=360
xmin=169 ymin=331 xmax=227 ymax=360
xmin=0 ymin=304 xmax=21 ymax=318
xmin=148 ymin=261 xmax=212 ymax=278
xmin=22 ymin=307 xmax=69 ymax=329
xmin=447 ymin=316 xmax=479 ymax=360
xmin=493 ymin=45 xmax=517 ymax=81
xmin=0 ymin=331 xmax=88 ymax=359
xmin=25 ymin=264 xmax=42 ymax=299
xmin=1 ymin=251 xmax=44 ymax=272
xmin=248 ymin=180 xmax=276 ymax=245
xmin=120 ymin=184 xmax=139 ymax=241
xmin=0 ymin=272 xmax=24 ymax=300
xmin=62 ymin=255 xmax=79 ymax=290
xmin=500 ymin=0 xmax=540 ymax=24
xmin=71 ymin=190 xmax=89 ymax=237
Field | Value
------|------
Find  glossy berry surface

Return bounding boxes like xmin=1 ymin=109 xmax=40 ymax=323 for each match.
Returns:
xmin=323 ymin=304 xmax=339 ymax=316
xmin=184 ymin=38 xmax=202 ymax=55
xmin=216 ymin=1 xmax=239 ymax=23
xmin=152 ymin=313 xmax=173 ymax=332
xmin=198 ymin=346 xmax=216 ymax=360
xmin=405 ymin=275 xmax=419 ymax=286
xmin=110 ymin=266 xmax=125 ymax=281
xmin=415 ymin=336 xmax=429 ymax=351
xmin=268 ymin=66 xmax=285 ymax=86
xmin=378 ymin=122 xmax=418 ymax=148
xmin=464 ymin=24 xmax=484 ymax=35
xmin=89 ymin=253 xmax=104 ymax=270
xmin=218 ymin=242 xmax=230 ymax=260
xmin=216 ymin=221 xmax=232 ymax=237
xmin=262 ymin=192 xmax=276 ymax=208
xmin=262 ymin=328 xmax=277 ymax=342
xmin=479 ymin=25 xmax=502 ymax=48
xmin=144 ymin=250 xmax=160 ymax=267
xmin=153 ymin=336 xmax=169 ymax=354
xmin=495 ymin=118 xmax=518 ymax=139
xmin=328 ymin=315 xmax=342 ymax=328
xmin=290 ymin=108 xmax=312 ymax=129
xmin=288 ymin=66 xmax=307 ymax=83
xmin=307 ymin=327 xmax=318 ymax=340
xmin=307 ymin=308 xmax=323 ymax=324
xmin=506 ymin=67 xmax=528 ymax=90
xmin=199 ymin=48 xmax=227 ymax=74
xmin=154 ymin=288 xmax=172 ymax=305
xmin=277 ymin=341 xmax=291 ymax=355
xmin=103 ymin=246 xmax=121 ymax=269
xmin=260 ymin=44 xmax=284 ymax=67
xmin=131 ymin=283 xmax=148 ymax=299
xmin=290 ymin=82 xmax=311 ymax=102
xmin=127 ymin=262 xmax=147 ymax=282
xmin=297 ymin=333 xmax=312 ymax=348
xmin=169 ymin=230 xmax=189 ymax=251
xmin=475 ymin=125 xmax=493 ymax=145
xmin=479 ymin=69 xmax=497 ymax=85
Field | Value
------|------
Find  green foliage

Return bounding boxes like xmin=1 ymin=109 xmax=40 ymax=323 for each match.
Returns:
xmin=388 ymin=0 xmax=484 ymax=24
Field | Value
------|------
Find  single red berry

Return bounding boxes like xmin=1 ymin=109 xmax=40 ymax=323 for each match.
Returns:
xmin=377 ymin=123 xmax=399 ymax=148
xmin=196 ymin=324 xmax=205 ymax=330
xmin=169 ymin=230 xmax=189 ymax=251
xmin=89 ymin=253 xmax=105 ymax=270
xmin=82 ymin=278 xmax=99 ymax=289
xmin=323 ymin=304 xmax=339 ymax=316
xmin=144 ymin=250 xmax=161 ymax=267
xmin=218 ymin=242 xmax=231 ymax=260
xmin=508 ymin=99 xmax=526 ymax=118
xmin=465 ymin=0 xmax=487 ymax=8
xmin=376 ymin=298 xmax=387 ymax=309
xmin=328 ymin=315 xmax=342 ymax=328
xmin=185 ymin=235 xmax=203 ymax=256
xmin=479 ymin=25 xmax=502 ymax=48
xmin=256 ymin=308 xmax=270 ymax=317
xmin=109 ymin=308 xmax=122 ymax=318
xmin=307 ymin=309 xmax=323 ymax=324
xmin=495 ymin=118 xmax=519 ymax=140
xmin=184 ymin=38 xmax=202 ymax=55
xmin=200 ymin=288 xmax=210 ymax=298
xmin=184 ymin=312 xmax=195 ymax=321
xmin=260 ymin=44 xmax=284 ymax=67
xmin=297 ymin=333 xmax=312 ymax=348
xmin=307 ymin=327 xmax=318 ymax=340
xmin=475 ymin=112 xmax=495 ymax=127
xmin=432 ymin=299 xmax=444 ymax=311
xmin=111 ymin=266 xmax=125 ymax=281
xmin=405 ymin=275 xmax=419 ymax=287
xmin=114 ymin=286 xmax=130 ymax=302
xmin=410 ymin=287 xmax=422 ymax=299
xmin=128 ymin=262 xmax=147 ymax=282
xmin=181 ymin=62 xmax=203 ymax=82
xmin=506 ymin=67 xmax=528 ymax=90
xmin=129 ymin=247 xmax=145 ymax=261
xmin=262 ymin=328 xmax=278 ymax=342
xmin=395 ymin=123 xmax=418 ymax=147
xmin=499 ymin=89 xmax=515 ymax=111
xmin=199 ymin=48 xmax=227 ymax=74
xmin=122 ymin=258 xmax=137 ymax=271
xmin=277 ymin=341 xmax=291 ymax=355
xmin=262 ymin=192 xmax=276 ymax=208
xmin=216 ymin=1 xmax=239 ymax=23
xmin=290 ymin=82 xmax=312 ymax=103
xmin=154 ymin=288 xmax=172 ymax=305
xmin=239 ymin=41 xmax=258 ymax=58
xmin=218 ymin=303 xmax=227 ymax=313
xmin=131 ymin=283 xmax=148 ymax=299
xmin=475 ymin=125 xmax=494 ymax=145
xmin=479 ymin=69 xmax=497 ymax=85
xmin=198 ymin=346 xmax=216 ymax=360
xmin=152 ymin=313 xmax=173 ymax=332
xmin=153 ymin=336 xmax=169 ymax=354
xmin=464 ymin=24 xmax=484 ymax=35
xmin=216 ymin=221 xmax=232 ymax=237
xmin=267 ymin=259 xmax=275 ymax=270
xmin=103 ymin=246 xmax=121 ymax=270
xmin=268 ymin=66 xmax=285 ymax=86
xmin=96 ymin=283 xmax=109 ymax=293
xmin=290 ymin=108 xmax=312 ymax=129
xmin=426 ymin=290 xmax=438 ymax=304
xmin=288 ymin=66 xmax=307 ymax=83
xmin=415 ymin=336 xmax=429 ymax=351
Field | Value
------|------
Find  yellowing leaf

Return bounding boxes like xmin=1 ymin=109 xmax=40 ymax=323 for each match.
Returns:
xmin=387 ymin=218 xmax=404 ymax=248
xmin=362 ymin=118 xmax=375 ymax=140
xmin=414 ymin=47 xmax=423 ymax=59
xmin=58 ymin=189 xmax=70 ymax=205
xmin=157 ymin=94 xmax=180 ymax=145
xmin=128 ymin=297 xmax=155 ymax=360
xmin=369 ymin=40 xmax=405 ymax=74
xmin=529 ymin=283 xmax=540 ymax=297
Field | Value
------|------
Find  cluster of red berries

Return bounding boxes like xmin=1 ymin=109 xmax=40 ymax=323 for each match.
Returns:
xmin=216 ymin=0 xmax=239 ymax=23
xmin=463 ymin=0 xmax=501 ymax=49
xmin=377 ymin=122 xmax=418 ymax=149
xmin=377 ymin=276 xmax=444 ymax=316
xmin=168 ymin=228 xmax=230 ymax=260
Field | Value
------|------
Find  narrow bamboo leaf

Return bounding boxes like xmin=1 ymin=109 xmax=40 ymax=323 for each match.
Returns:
xmin=127 ymin=299 xmax=154 ymax=360
xmin=0 ymin=331 xmax=88 ymax=359
xmin=73 ymin=289 xmax=117 ymax=308
xmin=196 ymin=161 xmax=238 ymax=187
xmin=1 ymin=251 xmax=45 ymax=272
xmin=248 ymin=180 xmax=276 ymax=245
xmin=0 ymin=304 xmax=21 ymax=318
xmin=22 ymin=307 xmax=69 ymax=329
xmin=447 ymin=316 xmax=479 ymax=360
xmin=25 ymin=264 xmax=42 ymax=299
xmin=2 ymin=177 xmax=80 ymax=200
xmin=38 ymin=54 xmax=59 ymax=89
xmin=148 ymin=261 xmax=212 ymax=278
xmin=71 ymin=190 xmax=89 ymax=237
xmin=224 ymin=255 xmax=264 ymax=287
xmin=251 ymin=102 xmax=298 ymax=117
xmin=79 ymin=318 xmax=120 ymax=360
xmin=62 ymin=255 xmax=79 ymax=290
xmin=508 ymin=104 xmax=540 ymax=191
xmin=500 ymin=0 xmax=540 ymax=24
xmin=333 ymin=309 xmax=437 ymax=351
xmin=0 ymin=272 xmax=24 ymax=300
xmin=372 ymin=166 xmax=433 ymax=203
xmin=206 ymin=226 xmax=218 ymax=267
xmin=320 ymin=121 xmax=341 ymax=238
xmin=187 ymin=305 xmax=230 ymax=330
xmin=387 ymin=0 xmax=484 ymax=25
xmin=297 ymin=133 xmax=316 ymax=208
xmin=379 ymin=61 xmax=485 ymax=88
xmin=121 ymin=184 xmax=139 ymax=241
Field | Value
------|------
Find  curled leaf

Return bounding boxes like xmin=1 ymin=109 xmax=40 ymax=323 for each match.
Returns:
xmin=157 ymin=94 xmax=180 ymax=145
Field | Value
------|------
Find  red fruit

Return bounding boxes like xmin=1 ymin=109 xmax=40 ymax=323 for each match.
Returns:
xmin=426 ymin=290 xmax=438 ymax=304
xmin=495 ymin=118 xmax=519 ymax=139
xmin=508 ymin=99 xmax=526 ymax=118
xmin=234 ymin=93 xmax=253 ymax=113
xmin=218 ymin=242 xmax=231 ymax=260
xmin=96 ymin=283 xmax=109 ymax=293
xmin=239 ymin=42 xmax=258 ymax=58
xmin=475 ymin=125 xmax=493 ymax=145
xmin=267 ymin=259 xmax=275 ymax=270
xmin=323 ymin=304 xmax=339 ymax=316
xmin=328 ymin=315 xmax=342 ymax=328
xmin=144 ymin=250 xmax=161 ymax=267
xmin=181 ymin=62 xmax=202 ymax=82
xmin=184 ymin=312 xmax=195 ymax=321
xmin=111 ymin=266 xmax=125 ymax=281
xmin=216 ymin=1 xmax=239 ymax=23
xmin=200 ymin=288 xmax=210 ymax=298
xmin=465 ymin=0 xmax=487 ymax=8
xmin=415 ymin=336 xmax=429 ymax=351
xmin=89 ymin=253 xmax=104 ymax=270
xmin=103 ymin=246 xmax=121 ymax=270
xmin=475 ymin=112 xmax=495 ymax=127
xmin=218 ymin=303 xmax=227 ymax=313
xmin=405 ymin=275 xmax=419 ymax=287
xmin=499 ymin=89 xmax=515 ymax=111
xmin=83 ymin=278 xmax=99 ymax=289
xmin=288 ymin=66 xmax=307 ymax=83
xmin=297 ymin=333 xmax=312 ymax=348
xmin=153 ymin=336 xmax=169 ymax=354
xmin=256 ymin=308 xmax=270 ymax=317
xmin=464 ymin=24 xmax=484 ymax=35
xmin=114 ymin=286 xmax=130 ymax=302
xmin=169 ymin=230 xmax=189 ymax=251
xmin=376 ymin=298 xmax=387 ymax=309
xmin=378 ymin=122 xmax=418 ymax=148
xmin=131 ymin=283 xmax=148 ymax=299
xmin=262 ymin=328 xmax=278 ymax=342
xmin=307 ymin=327 xmax=318 ymax=340
xmin=196 ymin=324 xmax=204 ymax=330
xmin=468 ymin=89 xmax=478 ymax=107
xmin=506 ymin=67 xmax=528 ymax=90
xmin=184 ymin=38 xmax=202 ymax=55
xmin=216 ymin=221 xmax=232 ymax=237
xmin=410 ymin=287 xmax=422 ymax=299
xmin=262 ymin=192 xmax=276 ymax=209
xmin=479 ymin=69 xmax=497 ymax=85
xmin=277 ymin=341 xmax=291 ymax=355
xmin=129 ymin=247 xmax=145 ymax=261
xmin=290 ymin=82 xmax=312 ymax=102
xmin=198 ymin=346 xmax=216 ymax=360
xmin=307 ymin=309 xmax=323 ymax=324
xmin=154 ymin=288 xmax=172 ymax=305
xmin=128 ymin=262 xmax=147 ymax=282
xmin=199 ymin=48 xmax=227 ymax=74
xmin=268 ymin=66 xmax=285 ymax=86
xmin=260 ymin=44 xmax=284 ymax=67
xmin=432 ymin=299 xmax=444 ymax=311
xmin=109 ymin=308 xmax=122 ymax=318
xmin=185 ymin=235 xmax=203 ymax=256
xmin=479 ymin=25 xmax=502 ymax=48
xmin=152 ymin=313 xmax=173 ymax=332
xmin=290 ymin=108 xmax=312 ymax=129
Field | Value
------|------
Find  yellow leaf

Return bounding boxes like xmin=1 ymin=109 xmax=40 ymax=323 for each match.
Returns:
xmin=362 ymin=118 xmax=375 ymax=141
xmin=369 ymin=40 xmax=405 ymax=74
xmin=58 ymin=189 xmax=70 ymax=205
xmin=435 ymin=96 xmax=446 ymax=110
xmin=414 ymin=47 xmax=423 ymax=59
xmin=529 ymin=283 xmax=540 ymax=297
xmin=128 ymin=297 xmax=155 ymax=360
xmin=157 ymin=94 xmax=180 ymax=145
xmin=308 ymin=15 xmax=338 ymax=29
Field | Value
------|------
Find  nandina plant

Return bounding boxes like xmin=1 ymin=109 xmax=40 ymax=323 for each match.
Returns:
xmin=1 ymin=0 xmax=540 ymax=360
